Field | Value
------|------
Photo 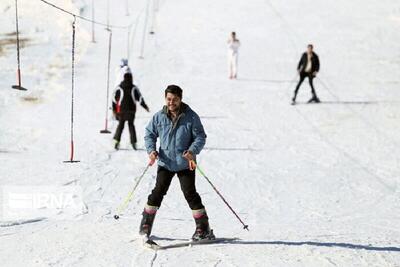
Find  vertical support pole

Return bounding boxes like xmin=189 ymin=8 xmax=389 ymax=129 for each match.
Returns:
xmin=125 ymin=0 xmax=130 ymax=16
xmin=11 ymin=0 xmax=27 ymax=91
xmin=139 ymin=0 xmax=151 ymax=59
xmin=100 ymin=30 xmax=113 ymax=134
xmin=91 ymin=0 xmax=95 ymax=43
xmin=64 ymin=16 xmax=80 ymax=163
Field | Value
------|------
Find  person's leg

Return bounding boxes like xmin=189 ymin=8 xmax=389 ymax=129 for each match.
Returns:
xmin=293 ymin=74 xmax=306 ymax=101
xmin=307 ymin=74 xmax=320 ymax=102
xmin=127 ymin=113 xmax=137 ymax=148
xmin=140 ymin=167 xmax=175 ymax=236
xmin=147 ymin=167 xmax=175 ymax=207
xmin=177 ymin=169 xmax=213 ymax=240
xmin=228 ymin=53 xmax=234 ymax=79
xmin=113 ymin=115 xmax=126 ymax=149
xmin=308 ymin=74 xmax=318 ymax=99
xmin=233 ymin=53 xmax=238 ymax=78
xmin=177 ymin=169 xmax=204 ymax=210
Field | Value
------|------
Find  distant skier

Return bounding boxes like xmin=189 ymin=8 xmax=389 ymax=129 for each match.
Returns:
xmin=292 ymin=44 xmax=320 ymax=104
xmin=113 ymin=72 xmax=149 ymax=150
xmin=115 ymin=58 xmax=131 ymax=88
xmin=139 ymin=85 xmax=214 ymax=241
xmin=227 ymin=32 xmax=240 ymax=79
xmin=113 ymin=59 xmax=132 ymax=119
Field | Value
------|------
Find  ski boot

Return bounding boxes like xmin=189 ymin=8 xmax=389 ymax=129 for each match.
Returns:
xmin=132 ymin=143 xmax=137 ymax=151
xmin=291 ymin=96 xmax=296 ymax=105
xmin=114 ymin=140 xmax=120 ymax=150
xmin=308 ymin=96 xmax=321 ymax=103
xmin=139 ymin=205 xmax=158 ymax=237
xmin=192 ymin=209 xmax=215 ymax=241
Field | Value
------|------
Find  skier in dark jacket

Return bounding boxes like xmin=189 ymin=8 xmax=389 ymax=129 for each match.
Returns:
xmin=292 ymin=44 xmax=320 ymax=104
xmin=113 ymin=73 xmax=149 ymax=150
xmin=139 ymin=85 xmax=214 ymax=241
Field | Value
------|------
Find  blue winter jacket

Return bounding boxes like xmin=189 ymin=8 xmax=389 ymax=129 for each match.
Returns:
xmin=144 ymin=103 xmax=207 ymax=172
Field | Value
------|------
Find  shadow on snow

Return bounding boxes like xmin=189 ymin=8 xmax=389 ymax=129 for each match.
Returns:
xmin=225 ymin=239 xmax=400 ymax=252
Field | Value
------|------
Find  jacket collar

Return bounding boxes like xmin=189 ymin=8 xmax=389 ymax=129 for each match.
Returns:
xmin=163 ymin=103 xmax=188 ymax=130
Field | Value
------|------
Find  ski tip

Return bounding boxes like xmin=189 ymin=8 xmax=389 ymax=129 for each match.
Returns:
xmin=144 ymin=239 xmax=160 ymax=250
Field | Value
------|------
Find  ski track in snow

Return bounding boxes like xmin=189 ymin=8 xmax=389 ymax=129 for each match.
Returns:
xmin=1 ymin=0 xmax=400 ymax=266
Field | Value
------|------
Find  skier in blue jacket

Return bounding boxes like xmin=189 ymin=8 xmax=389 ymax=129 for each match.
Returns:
xmin=139 ymin=85 xmax=214 ymax=241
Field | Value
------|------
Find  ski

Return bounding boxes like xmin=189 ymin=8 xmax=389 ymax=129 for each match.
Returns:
xmin=143 ymin=237 xmax=239 ymax=250
xmin=143 ymin=238 xmax=161 ymax=250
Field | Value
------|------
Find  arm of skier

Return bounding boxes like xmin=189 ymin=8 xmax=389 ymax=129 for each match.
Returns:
xmin=314 ymin=55 xmax=320 ymax=76
xmin=297 ymin=53 xmax=305 ymax=73
xmin=144 ymin=115 xmax=159 ymax=164
xmin=133 ymin=86 xmax=150 ymax=112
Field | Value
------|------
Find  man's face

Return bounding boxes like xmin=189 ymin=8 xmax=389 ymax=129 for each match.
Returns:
xmin=165 ymin=93 xmax=182 ymax=112
xmin=307 ymin=46 xmax=313 ymax=54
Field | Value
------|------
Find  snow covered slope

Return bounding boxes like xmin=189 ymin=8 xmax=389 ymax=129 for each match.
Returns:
xmin=1 ymin=0 xmax=400 ymax=266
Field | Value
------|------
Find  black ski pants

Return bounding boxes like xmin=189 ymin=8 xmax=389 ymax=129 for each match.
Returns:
xmin=114 ymin=112 xmax=137 ymax=144
xmin=147 ymin=166 xmax=205 ymax=210
xmin=294 ymin=72 xmax=318 ymax=99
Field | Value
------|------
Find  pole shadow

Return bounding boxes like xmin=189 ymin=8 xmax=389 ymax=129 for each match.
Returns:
xmin=237 ymin=78 xmax=296 ymax=84
xmin=150 ymin=236 xmax=188 ymax=242
xmin=203 ymin=147 xmax=262 ymax=152
xmin=320 ymin=101 xmax=389 ymax=105
xmin=116 ymin=148 xmax=146 ymax=151
xmin=294 ymin=100 xmax=400 ymax=106
xmin=0 ymin=149 xmax=21 ymax=154
xmin=222 ymin=239 xmax=400 ymax=252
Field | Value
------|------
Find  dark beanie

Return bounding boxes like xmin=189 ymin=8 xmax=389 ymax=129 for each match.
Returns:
xmin=165 ymin=85 xmax=183 ymax=99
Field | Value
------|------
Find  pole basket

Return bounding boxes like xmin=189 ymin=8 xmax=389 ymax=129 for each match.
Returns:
xmin=12 ymin=85 xmax=27 ymax=91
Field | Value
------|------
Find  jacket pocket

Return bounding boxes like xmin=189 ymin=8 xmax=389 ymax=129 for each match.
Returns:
xmin=157 ymin=123 xmax=170 ymax=149
xmin=175 ymin=124 xmax=192 ymax=151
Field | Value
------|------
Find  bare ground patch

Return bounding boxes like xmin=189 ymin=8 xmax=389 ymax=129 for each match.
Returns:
xmin=0 ymin=32 xmax=31 ymax=56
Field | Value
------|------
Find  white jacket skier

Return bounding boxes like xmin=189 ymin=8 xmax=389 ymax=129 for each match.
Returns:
xmin=227 ymin=32 xmax=240 ymax=79
xmin=115 ymin=59 xmax=132 ymax=88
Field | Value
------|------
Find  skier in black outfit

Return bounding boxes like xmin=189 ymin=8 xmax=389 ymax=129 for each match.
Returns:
xmin=292 ymin=44 xmax=320 ymax=104
xmin=113 ymin=73 xmax=149 ymax=150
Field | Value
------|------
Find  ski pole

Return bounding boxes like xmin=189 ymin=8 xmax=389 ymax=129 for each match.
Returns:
xmin=192 ymin=161 xmax=249 ymax=231
xmin=114 ymin=159 xmax=155 ymax=219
